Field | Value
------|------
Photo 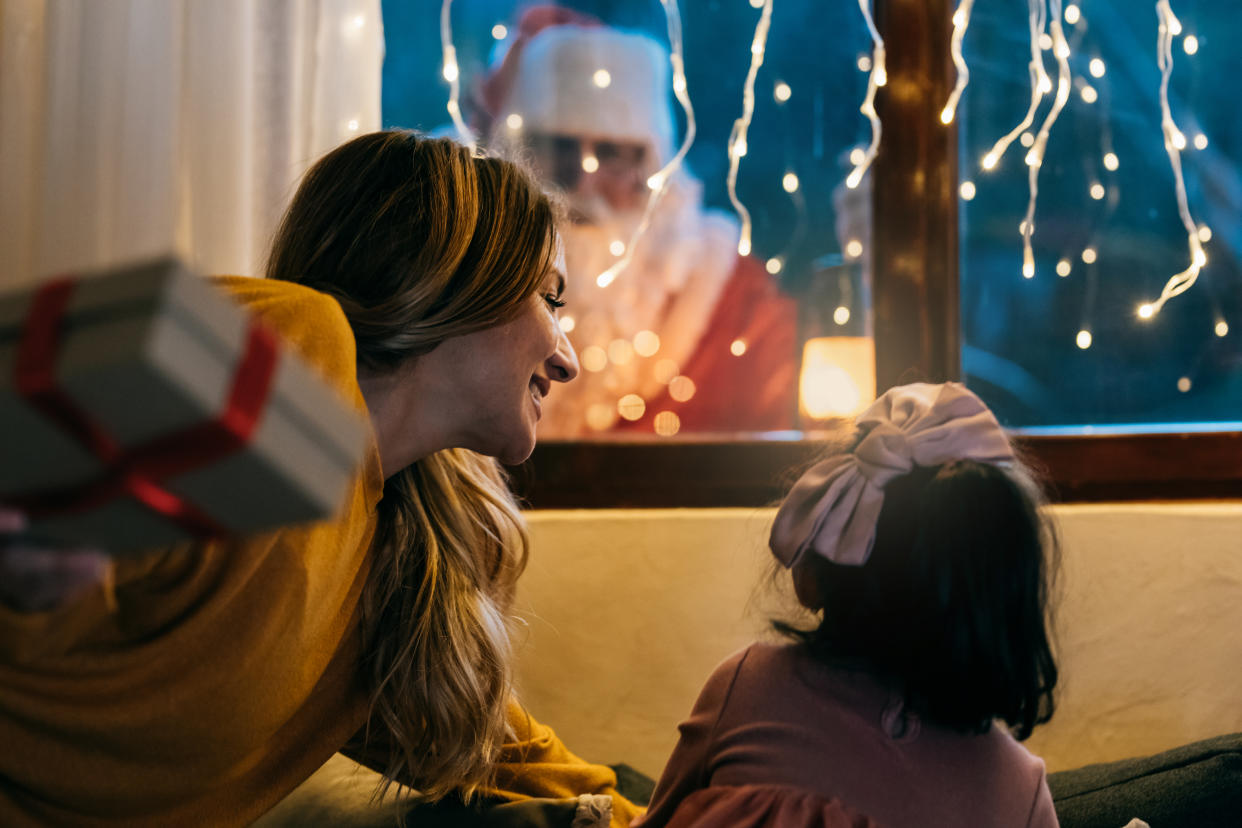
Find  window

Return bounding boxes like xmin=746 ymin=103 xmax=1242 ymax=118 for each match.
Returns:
xmin=383 ymin=0 xmax=1242 ymax=506
xmin=960 ymin=0 xmax=1242 ymax=430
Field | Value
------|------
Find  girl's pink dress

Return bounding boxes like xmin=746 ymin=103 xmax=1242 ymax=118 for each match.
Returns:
xmin=635 ymin=642 xmax=1058 ymax=828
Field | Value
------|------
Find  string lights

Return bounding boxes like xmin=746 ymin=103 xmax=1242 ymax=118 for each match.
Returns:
xmin=723 ymin=0 xmax=774 ymax=258
xmin=981 ymin=0 xmax=1049 ymax=175
xmin=1139 ymin=0 xmax=1207 ymax=317
xmin=439 ymin=0 xmax=475 ymax=148
xmin=596 ymin=0 xmax=697 ymax=287
xmin=941 ymin=0 xmax=976 ymax=125
xmin=1022 ymin=0 xmax=1071 ymax=279
xmin=847 ymin=0 xmax=885 ymax=190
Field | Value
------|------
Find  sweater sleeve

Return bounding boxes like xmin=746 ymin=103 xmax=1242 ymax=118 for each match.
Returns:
xmin=488 ymin=700 xmax=645 ymax=828
xmin=632 ymin=647 xmax=751 ymax=828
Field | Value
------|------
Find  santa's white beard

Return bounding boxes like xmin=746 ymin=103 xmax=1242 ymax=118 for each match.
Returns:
xmin=541 ymin=174 xmax=741 ymax=436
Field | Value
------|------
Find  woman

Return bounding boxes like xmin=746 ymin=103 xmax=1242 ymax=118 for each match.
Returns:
xmin=0 ymin=132 xmax=638 ymax=826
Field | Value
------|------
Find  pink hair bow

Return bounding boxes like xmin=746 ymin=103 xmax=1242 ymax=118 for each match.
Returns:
xmin=770 ymin=382 xmax=1015 ymax=568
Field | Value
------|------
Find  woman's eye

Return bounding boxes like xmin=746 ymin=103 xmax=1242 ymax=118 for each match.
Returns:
xmin=545 ymin=294 xmax=566 ymax=309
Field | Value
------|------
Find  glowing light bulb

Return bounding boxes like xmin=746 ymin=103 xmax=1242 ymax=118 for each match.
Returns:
xmin=442 ymin=62 xmax=459 ymax=82
xmin=730 ymin=339 xmax=748 ymax=356
xmin=1080 ymin=85 xmax=1098 ymax=104
xmin=505 ymin=113 xmax=523 ymax=130
xmin=766 ymin=257 xmax=783 ymax=274
xmin=646 ymin=174 xmax=664 ymax=191
xmin=1023 ymin=262 xmax=1035 ymax=279
xmin=774 ymin=82 xmax=792 ymax=102
xmin=1194 ymin=133 xmax=1208 ymax=150
xmin=1089 ymin=58 xmax=1106 ymax=77
xmin=1090 ymin=182 xmax=1106 ymax=200
xmin=1082 ymin=247 xmax=1098 ymax=264
xmin=738 ymin=238 xmax=751 ymax=256
xmin=857 ymin=55 xmax=872 ymax=72
xmin=833 ymin=306 xmax=851 ymax=325
xmin=733 ymin=139 xmax=748 ymax=158
xmin=617 ymin=394 xmax=646 ymax=421
xmin=1198 ymin=225 xmax=1212 ymax=242
xmin=668 ymin=376 xmax=697 ymax=403
xmin=1172 ymin=131 xmax=1187 ymax=150
xmin=1183 ymin=35 xmax=1199 ymax=55
xmin=1177 ymin=377 xmax=1192 ymax=392
xmin=749 ymin=0 xmax=764 ymax=7
xmin=1138 ymin=303 xmax=1156 ymax=319
xmin=1065 ymin=4 xmax=1081 ymax=24
xmin=850 ymin=148 xmax=867 ymax=166
xmin=352 ymin=14 xmax=366 ymax=29
xmin=609 ymin=239 xmax=626 ymax=256
xmin=1039 ymin=33 xmax=1053 ymax=50
xmin=1076 ymin=330 xmax=1092 ymax=349
xmin=593 ymin=69 xmax=612 ymax=88
xmin=959 ymin=181 xmax=977 ymax=200
xmin=582 ymin=346 xmax=608 ymax=372
xmin=845 ymin=239 xmax=864 ymax=259
xmin=1215 ymin=320 xmax=1228 ymax=337
xmin=1057 ymin=259 xmax=1072 ymax=277
xmin=1104 ymin=152 xmax=1120 ymax=170
xmin=582 ymin=155 xmax=600 ymax=173
xmin=347 ymin=119 xmax=359 ymax=132
xmin=560 ymin=315 xmax=576 ymax=333
xmin=653 ymin=411 xmax=681 ymax=437
xmin=1020 ymin=131 xmax=1036 ymax=147
xmin=634 ymin=330 xmax=661 ymax=358
xmin=941 ymin=0 xmax=976 ymax=128
xmin=491 ymin=23 xmax=507 ymax=40
xmin=782 ymin=172 xmax=800 ymax=193
xmin=982 ymin=152 xmax=998 ymax=171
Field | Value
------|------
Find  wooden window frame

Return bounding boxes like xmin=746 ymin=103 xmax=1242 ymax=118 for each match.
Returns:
xmin=512 ymin=0 xmax=1242 ymax=508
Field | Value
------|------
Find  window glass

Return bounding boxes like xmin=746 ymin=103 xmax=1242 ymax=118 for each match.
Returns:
xmin=381 ymin=0 xmax=874 ymax=438
xmin=959 ymin=0 xmax=1241 ymax=431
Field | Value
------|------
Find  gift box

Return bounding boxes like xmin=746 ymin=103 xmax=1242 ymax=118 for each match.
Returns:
xmin=0 ymin=257 xmax=370 ymax=552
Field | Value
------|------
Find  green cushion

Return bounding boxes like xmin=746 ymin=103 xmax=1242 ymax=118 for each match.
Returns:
xmin=1049 ymin=733 xmax=1242 ymax=828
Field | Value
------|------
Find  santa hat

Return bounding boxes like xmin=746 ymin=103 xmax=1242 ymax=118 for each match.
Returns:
xmin=499 ymin=24 xmax=676 ymax=165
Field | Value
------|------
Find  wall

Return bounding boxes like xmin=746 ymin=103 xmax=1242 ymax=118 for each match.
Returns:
xmin=514 ymin=504 xmax=1242 ymax=779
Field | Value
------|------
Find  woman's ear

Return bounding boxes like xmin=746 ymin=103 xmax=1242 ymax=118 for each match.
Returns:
xmin=791 ymin=556 xmax=825 ymax=611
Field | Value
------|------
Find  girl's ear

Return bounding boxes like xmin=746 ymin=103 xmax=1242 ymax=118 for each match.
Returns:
xmin=791 ymin=556 xmax=825 ymax=611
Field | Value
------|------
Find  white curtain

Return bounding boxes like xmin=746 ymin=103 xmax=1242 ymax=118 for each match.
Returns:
xmin=0 ymin=0 xmax=383 ymax=287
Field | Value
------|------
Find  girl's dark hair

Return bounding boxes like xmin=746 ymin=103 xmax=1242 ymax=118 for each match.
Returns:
xmin=776 ymin=447 xmax=1059 ymax=740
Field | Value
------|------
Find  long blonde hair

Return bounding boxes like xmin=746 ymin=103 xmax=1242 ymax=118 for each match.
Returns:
xmin=266 ymin=131 xmax=557 ymax=798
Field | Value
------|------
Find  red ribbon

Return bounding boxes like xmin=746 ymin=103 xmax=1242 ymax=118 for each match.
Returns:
xmin=9 ymin=277 xmax=280 ymax=539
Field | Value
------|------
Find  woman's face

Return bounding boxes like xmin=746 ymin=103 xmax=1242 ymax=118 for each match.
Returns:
xmin=420 ymin=245 xmax=579 ymax=465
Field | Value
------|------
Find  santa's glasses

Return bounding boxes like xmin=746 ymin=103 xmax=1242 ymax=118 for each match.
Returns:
xmin=525 ymin=132 xmax=649 ymax=192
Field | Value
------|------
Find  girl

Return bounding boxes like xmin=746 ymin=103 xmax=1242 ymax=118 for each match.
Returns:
xmin=636 ymin=382 xmax=1059 ymax=827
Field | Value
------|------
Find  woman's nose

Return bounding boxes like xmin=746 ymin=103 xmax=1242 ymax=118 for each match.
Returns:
xmin=548 ymin=327 xmax=580 ymax=383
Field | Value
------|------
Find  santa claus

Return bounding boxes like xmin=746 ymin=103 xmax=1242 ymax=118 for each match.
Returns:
xmin=481 ymin=6 xmax=798 ymax=437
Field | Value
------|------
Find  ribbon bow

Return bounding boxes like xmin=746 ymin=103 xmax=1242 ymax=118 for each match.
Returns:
xmin=770 ymin=382 xmax=1014 ymax=568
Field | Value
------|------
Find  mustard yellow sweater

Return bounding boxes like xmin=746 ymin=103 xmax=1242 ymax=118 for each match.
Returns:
xmin=0 ymin=277 xmax=639 ymax=827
